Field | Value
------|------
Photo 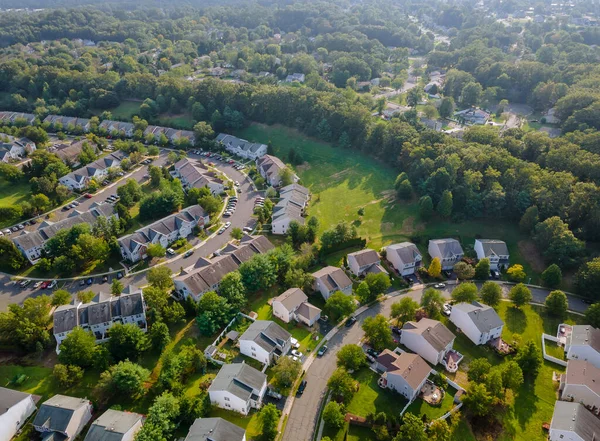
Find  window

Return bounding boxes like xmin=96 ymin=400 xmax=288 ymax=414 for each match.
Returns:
xmin=225 ymin=403 xmax=230 ymax=408
xmin=252 ymin=352 xmax=256 ymax=357
xmin=224 ymin=397 xmax=230 ymax=401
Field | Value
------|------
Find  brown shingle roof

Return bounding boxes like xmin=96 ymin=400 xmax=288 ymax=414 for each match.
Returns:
xmin=402 ymin=318 xmax=455 ymax=352
xmin=377 ymin=350 xmax=431 ymax=389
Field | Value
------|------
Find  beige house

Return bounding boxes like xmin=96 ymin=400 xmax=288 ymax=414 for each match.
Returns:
xmin=312 ymin=266 xmax=353 ymax=300
xmin=272 ymin=288 xmax=321 ymax=326
xmin=375 ymin=350 xmax=430 ymax=402
xmin=347 ymin=249 xmax=388 ymax=277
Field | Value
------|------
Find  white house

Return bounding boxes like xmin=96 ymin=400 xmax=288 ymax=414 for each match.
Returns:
xmin=549 ymin=401 xmax=600 ymax=441
xmin=256 ymin=155 xmax=298 ymax=187
xmin=185 ymin=418 xmax=246 ymax=441
xmin=0 ymin=136 xmax=35 ymax=162
xmin=208 ymin=363 xmax=267 ymax=415
xmin=215 ymin=134 xmax=267 ymax=160
xmin=385 ymin=242 xmax=422 ymax=276
xmin=0 ymin=387 xmax=38 ymax=441
xmin=33 ymin=395 xmax=93 ymax=441
xmin=172 ymin=158 xmax=225 ymax=196
xmin=560 ymin=360 xmax=600 ymax=413
xmin=272 ymin=288 xmax=321 ymax=326
xmin=565 ymin=326 xmax=600 ymax=369
xmin=83 ymin=409 xmax=144 ymax=441
xmin=285 ymin=73 xmax=305 ymax=83
xmin=99 ymin=120 xmax=135 ymax=137
xmin=271 ymin=203 xmax=304 ymax=235
xmin=375 ymin=350 xmax=431 ymax=402
xmin=347 ymin=249 xmax=388 ymax=277
xmin=400 ymin=318 xmax=455 ymax=366
xmin=474 ymin=239 xmax=509 ymax=270
xmin=119 ymin=205 xmax=209 ymax=263
xmin=43 ymin=115 xmax=91 ymax=132
xmin=53 ymin=289 xmax=147 ymax=353
xmin=174 ymin=235 xmax=274 ymax=301
xmin=454 ymin=107 xmax=491 ymax=125
xmin=449 ymin=301 xmax=504 ymax=345
xmin=312 ymin=266 xmax=353 ymax=300
xmin=428 ymin=239 xmax=464 ymax=270
xmin=279 ymin=184 xmax=310 ymax=209
xmin=239 ymin=320 xmax=292 ymax=365
xmin=58 ymin=151 xmax=126 ymax=191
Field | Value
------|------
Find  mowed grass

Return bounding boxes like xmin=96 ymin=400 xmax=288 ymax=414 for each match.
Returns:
xmin=97 ymin=100 xmax=141 ymax=120
xmin=158 ymin=113 xmax=195 ymax=130
xmin=345 ymin=368 xmax=407 ymax=418
xmin=209 ymin=408 xmax=262 ymax=439
xmin=405 ymin=385 xmax=457 ymax=420
xmin=0 ymin=178 xmax=31 ymax=227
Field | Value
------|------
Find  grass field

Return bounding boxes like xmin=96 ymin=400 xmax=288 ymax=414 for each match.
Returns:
xmin=96 ymin=100 xmax=141 ymax=120
xmin=345 ymin=368 xmax=407 ymax=418
xmin=158 ymin=113 xmax=194 ymax=130
xmin=236 ymin=124 xmax=543 ymax=280
xmin=0 ymin=178 xmax=31 ymax=228
xmin=405 ymin=385 xmax=457 ymax=420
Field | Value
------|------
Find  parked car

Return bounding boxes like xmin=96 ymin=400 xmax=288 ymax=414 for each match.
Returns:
xmin=291 ymin=349 xmax=303 ymax=358
xmin=434 ymin=283 xmax=446 ymax=289
xmin=345 ymin=316 xmax=357 ymax=327
xmin=267 ymin=389 xmax=283 ymax=400
xmin=224 ymin=222 xmax=231 ymax=229
xmin=117 ymin=272 xmax=123 ymax=279
xmin=48 ymin=280 xmax=57 ymax=289
xmin=290 ymin=337 xmax=300 ymax=349
xmin=102 ymin=275 xmax=108 ymax=283
xmin=296 ymin=380 xmax=307 ymax=396
xmin=167 ymin=248 xmax=176 ymax=256
xmin=19 ymin=280 xmax=31 ymax=288
xmin=442 ymin=303 xmax=452 ymax=316
xmin=319 ymin=315 xmax=329 ymax=323
xmin=17 ymin=224 xmax=24 ymax=230
xmin=84 ymin=193 xmax=93 ymax=198
xmin=79 ymin=279 xmax=86 ymax=286
xmin=33 ymin=281 xmax=43 ymax=289
xmin=391 ymin=326 xmax=401 ymax=335
xmin=72 ymin=201 xmax=79 ymax=206
xmin=289 ymin=355 xmax=299 ymax=362
xmin=40 ymin=281 xmax=49 ymax=289
xmin=490 ymin=270 xmax=500 ymax=279
xmin=11 ymin=226 xmax=18 ymax=232
xmin=243 ymin=226 xmax=253 ymax=233
xmin=365 ymin=348 xmax=379 ymax=358
xmin=223 ymin=212 xmax=232 ymax=217
xmin=86 ymin=277 xmax=93 ymax=285
xmin=184 ymin=250 xmax=194 ymax=258
xmin=317 ymin=345 xmax=328 ymax=357
xmin=3 ymin=229 xmax=11 ymax=235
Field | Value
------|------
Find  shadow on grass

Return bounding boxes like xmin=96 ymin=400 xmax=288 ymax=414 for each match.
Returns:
xmin=514 ymin=381 xmax=539 ymax=430
xmin=505 ymin=306 xmax=527 ymax=334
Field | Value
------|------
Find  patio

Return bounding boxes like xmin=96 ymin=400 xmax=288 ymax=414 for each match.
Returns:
xmin=442 ymin=349 xmax=463 ymax=373
xmin=556 ymin=323 xmax=572 ymax=346
xmin=489 ymin=337 xmax=514 ymax=355
xmin=420 ymin=380 xmax=444 ymax=405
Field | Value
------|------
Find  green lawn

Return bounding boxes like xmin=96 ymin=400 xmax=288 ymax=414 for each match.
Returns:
xmin=0 ymin=178 xmax=36 ymax=228
xmin=406 ymin=385 xmax=457 ymax=420
xmin=544 ymin=340 xmax=565 ymax=360
xmin=209 ymin=408 xmax=262 ymax=439
xmin=346 ymin=368 xmax=408 ymax=418
xmin=158 ymin=113 xmax=194 ymax=130
xmin=96 ymin=100 xmax=141 ymax=120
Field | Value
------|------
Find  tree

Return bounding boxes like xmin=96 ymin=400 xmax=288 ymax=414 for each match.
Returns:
xmin=272 ymin=356 xmax=301 ymax=388
xmin=541 ymin=264 xmax=562 ymax=289
xmin=480 ymin=281 xmax=502 ymax=307
xmin=436 ymin=190 xmax=453 ymax=218
xmin=397 ymin=180 xmax=413 ymax=200
xmin=451 ymin=282 xmax=478 ymax=303
xmin=58 ymin=327 xmax=97 ymax=368
xmin=421 ymin=288 xmax=444 ymax=319
xmin=355 ymin=281 xmax=372 ymax=304
xmin=467 ymin=358 xmax=491 ymax=383
xmin=453 ymin=262 xmax=475 ymax=280
xmin=462 ymin=383 xmax=493 ymax=417
xmin=419 ymin=196 xmax=434 ymax=220
xmin=585 ymin=303 xmax=600 ymax=328
xmin=149 ymin=165 xmax=162 ymax=187
xmin=515 ymin=340 xmax=542 ymax=378
xmin=439 ymin=97 xmax=455 ymax=119
xmin=51 ymin=289 xmax=71 ymax=306
xmin=428 ymin=419 xmax=451 ymax=441
xmin=111 ymin=279 xmax=124 ymax=296
xmin=575 ymin=257 xmax=600 ymax=301
xmin=501 ymin=361 xmax=524 ymax=394
xmin=428 ymin=257 xmax=442 ymax=278
xmin=395 ymin=412 xmax=426 ymax=441
xmin=107 ymin=323 xmax=149 ymax=362
xmin=365 ymin=273 xmax=391 ymax=298
xmin=325 ymin=291 xmax=356 ymax=320
xmin=461 ymin=82 xmax=483 ymax=107
xmin=509 ymin=283 xmax=532 ymax=308
xmin=362 ymin=314 xmax=393 ymax=351
xmin=406 ymin=88 xmax=422 ymax=107
xmin=0 ymin=295 xmax=51 ymax=350
xmin=533 ymin=217 xmax=584 ymax=268
xmin=53 ymin=364 xmax=84 ymax=388
xmin=259 ymin=404 xmax=280 ymax=441
xmin=323 ymin=401 xmax=345 ymax=429
xmin=391 ymin=297 xmax=419 ymax=325
xmin=150 ymin=322 xmax=171 ymax=351
xmin=193 ymin=121 xmax=214 ymax=146
xmin=230 ymin=227 xmax=243 ymax=240
xmin=218 ymin=272 xmax=246 ymax=310
xmin=99 ymin=360 xmax=150 ymax=397
xmin=520 ymin=206 xmax=539 ymax=233
xmin=238 ymin=253 xmax=277 ymax=292
xmin=545 ymin=290 xmax=568 ymax=317
xmin=148 ymin=266 xmax=173 ymax=291
xmin=327 ymin=368 xmax=356 ymax=403
xmin=507 ymin=264 xmax=527 ymax=282
xmin=136 ymin=392 xmax=181 ymax=441
xmin=475 ymin=258 xmax=491 ymax=280
xmin=337 ymin=344 xmax=367 ymax=371
xmin=147 ymin=243 xmax=166 ymax=259
xmin=0 ymin=237 xmax=26 ymax=271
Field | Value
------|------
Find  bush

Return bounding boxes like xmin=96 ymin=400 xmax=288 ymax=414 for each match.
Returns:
xmin=53 ymin=364 xmax=84 ymax=388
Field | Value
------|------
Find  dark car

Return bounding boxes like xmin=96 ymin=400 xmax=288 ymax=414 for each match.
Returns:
xmin=117 ymin=272 xmax=123 ymax=279
xmin=317 ymin=345 xmax=328 ymax=357
xmin=365 ymin=348 xmax=379 ymax=358
xmin=345 ymin=316 xmax=357 ymax=327
xmin=391 ymin=326 xmax=401 ymax=335
xmin=296 ymin=380 xmax=307 ymax=396
xmin=102 ymin=275 xmax=108 ymax=283
xmin=86 ymin=277 xmax=93 ymax=285
xmin=266 ymin=388 xmax=282 ymax=400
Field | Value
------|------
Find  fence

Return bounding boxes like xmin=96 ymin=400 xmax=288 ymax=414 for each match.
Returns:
xmin=541 ymin=333 xmax=568 ymax=367
xmin=206 ymin=312 xmax=256 ymax=365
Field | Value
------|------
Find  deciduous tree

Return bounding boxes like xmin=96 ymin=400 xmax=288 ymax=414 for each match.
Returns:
xmin=545 ymin=290 xmax=568 ymax=317
xmin=541 ymin=264 xmax=562 ymax=289
xmin=479 ymin=281 xmax=501 ymax=307
xmin=451 ymin=282 xmax=478 ymax=303
xmin=515 ymin=340 xmax=542 ymax=378
xmin=391 ymin=297 xmax=419 ymax=325
xmin=453 ymin=262 xmax=475 ymax=280
xmin=58 ymin=327 xmax=97 ymax=368
xmin=327 ymin=368 xmax=356 ymax=404
xmin=421 ymin=288 xmax=444 ymax=319
xmin=337 ymin=344 xmax=367 ymax=371
xmin=474 ymin=258 xmax=491 ymax=280
xmin=323 ymin=401 xmax=345 ymax=429
xmin=362 ymin=314 xmax=393 ymax=351
xmin=509 ymin=283 xmax=532 ymax=308
xmin=325 ymin=291 xmax=356 ymax=320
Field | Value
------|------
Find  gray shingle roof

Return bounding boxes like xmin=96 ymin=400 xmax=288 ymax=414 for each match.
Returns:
xmin=476 ymin=239 xmax=509 ymax=257
xmin=216 ymin=134 xmax=266 ymax=154
xmin=348 ymin=249 xmax=379 ymax=267
xmin=403 ymin=318 xmax=455 ymax=352
xmin=0 ymin=387 xmax=33 ymax=416
xmin=570 ymin=326 xmax=600 ymax=352
xmin=240 ymin=320 xmax=291 ymax=354
xmin=429 ymin=239 xmax=464 ymax=258
xmin=119 ymin=292 xmax=144 ymax=317
xmin=296 ymin=302 xmax=321 ymax=322
xmin=312 ymin=266 xmax=352 ymax=292
xmin=185 ymin=417 xmax=245 ymax=441
xmin=386 ymin=242 xmax=421 ymax=265
xmin=209 ymin=363 xmax=266 ymax=401
xmin=83 ymin=409 xmax=143 ymax=441
xmin=53 ymin=304 xmax=79 ymax=334
xmin=273 ymin=288 xmax=308 ymax=311
xmin=453 ymin=301 xmax=504 ymax=333
xmin=551 ymin=401 xmax=600 ymax=441
xmin=33 ymin=395 xmax=90 ymax=434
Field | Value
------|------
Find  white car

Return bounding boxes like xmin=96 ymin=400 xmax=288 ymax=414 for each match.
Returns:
xmin=290 ymin=337 xmax=300 ymax=349
xmin=167 ymin=248 xmax=176 ymax=255
xmin=224 ymin=222 xmax=231 ymax=229
xmin=291 ymin=349 xmax=303 ymax=358
xmin=289 ymin=355 xmax=299 ymax=362
xmin=442 ymin=303 xmax=452 ymax=316
xmin=48 ymin=280 xmax=57 ymax=289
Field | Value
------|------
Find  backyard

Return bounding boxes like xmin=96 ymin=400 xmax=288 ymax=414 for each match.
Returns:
xmin=0 ymin=178 xmax=33 ymax=228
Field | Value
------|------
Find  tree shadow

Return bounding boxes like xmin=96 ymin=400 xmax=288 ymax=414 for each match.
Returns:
xmin=514 ymin=382 xmax=539 ymax=430
xmin=505 ymin=306 xmax=527 ymax=334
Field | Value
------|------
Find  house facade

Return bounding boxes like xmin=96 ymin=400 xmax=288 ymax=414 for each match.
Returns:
xmin=208 ymin=363 xmax=267 ymax=415
xmin=559 ymin=360 xmax=600 ymax=413
xmin=400 ymin=318 xmax=456 ymax=366
xmin=215 ymin=134 xmax=267 ymax=160
xmin=449 ymin=301 xmax=504 ymax=345
xmin=549 ymin=401 xmax=600 ymax=441
xmin=272 ymin=288 xmax=321 ymax=326
xmin=239 ymin=320 xmax=292 ymax=365
xmin=312 ymin=266 xmax=353 ymax=300
xmin=375 ymin=350 xmax=430 ymax=402
xmin=83 ymin=409 xmax=144 ymax=441
xmin=565 ymin=326 xmax=600 ymax=369
xmin=256 ymin=155 xmax=298 ymax=187
xmin=0 ymin=136 xmax=36 ymax=162
xmin=172 ymin=158 xmax=224 ymax=196
xmin=44 ymin=115 xmax=91 ymax=132
xmin=474 ymin=239 xmax=509 ymax=270
xmin=0 ymin=387 xmax=38 ymax=441
xmin=347 ymin=249 xmax=388 ymax=277
xmin=33 ymin=395 xmax=93 ymax=441
xmin=58 ymin=151 xmax=125 ymax=191
xmin=99 ymin=120 xmax=135 ymax=137
xmin=385 ymin=242 xmax=422 ymax=276
xmin=0 ymin=111 xmax=36 ymax=125
xmin=119 ymin=205 xmax=209 ymax=263
xmin=428 ymin=239 xmax=464 ymax=270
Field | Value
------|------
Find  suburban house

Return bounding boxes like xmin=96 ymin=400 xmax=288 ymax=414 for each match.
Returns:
xmin=549 ymin=401 xmax=600 ymax=441
xmin=385 ymin=242 xmax=422 ymax=276
xmin=400 ymin=318 xmax=456 ymax=366
xmin=454 ymin=107 xmax=491 ymax=125
xmin=215 ymin=134 xmax=267 ymax=160
xmin=118 ymin=205 xmax=209 ymax=263
xmin=449 ymin=301 xmax=504 ymax=345
xmin=474 ymin=239 xmax=509 ymax=270
xmin=44 ymin=115 xmax=91 ymax=132
xmin=285 ymin=73 xmax=305 ymax=83
xmin=99 ymin=120 xmax=135 ymax=137
xmin=53 ymin=288 xmax=147 ymax=353
xmin=272 ymin=288 xmax=322 ymax=326
xmin=280 ymin=184 xmax=310 ymax=208
xmin=256 ymin=155 xmax=298 ymax=187
xmin=347 ymin=249 xmax=388 ymax=277
xmin=312 ymin=266 xmax=353 ymax=300
xmin=239 ymin=320 xmax=292 ymax=365
xmin=0 ymin=136 xmax=35 ymax=162
xmin=33 ymin=395 xmax=93 ymax=441
xmin=184 ymin=417 xmax=246 ymax=441
xmin=172 ymin=158 xmax=225 ymax=196
xmin=174 ymin=235 xmax=274 ymax=301
xmin=428 ymin=239 xmax=464 ymax=271
xmin=58 ymin=151 xmax=126 ymax=191
xmin=0 ymin=387 xmax=38 ymax=441
xmin=49 ymin=140 xmax=97 ymax=167
xmin=565 ymin=326 xmax=600 ymax=369
xmin=559 ymin=360 xmax=600 ymax=413
xmin=13 ymin=203 xmax=117 ymax=264
xmin=83 ymin=409 xmax=144 ymax=441
xmin=271 ymin=202 xmax=304 ymax=235
xmin=0 ymin=111 xmax=36 ymax=125
xmin=208 ymin=362 xmax=268 ymax=415
xmin=164 ymin=128 xmax=195 ymax=144
xmin=375 ymin=350 xmax=431 ymax=402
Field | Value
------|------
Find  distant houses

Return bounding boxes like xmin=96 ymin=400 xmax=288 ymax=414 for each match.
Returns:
xmin=58 ymin=151 xmax=126 ymax=191
xmin=450 ymin=301 xmax=504 ymax=345
xmin=312 ymin=266 xmax=353 ymax=300
xmin=172 ymin=158 xmax=225 ymax=196
xmin=238 ymin=320 xmax=292 ymax=365
xmin=428 ymin=239 xmax=464 ymax=270
xmin=347 ymin=249 xmax=387 ymax=277
xmin=285 ymin=73 xmax=305 ymax=83
xmin=454 ymin=107 xmax=491 ymax=125
xmin=385 ymin=242 xmax=422 ymax=276
xmin=0 ymin=387 xmax=38 ymax=441
xmin=215 ymin=133 xmax=267 ymax=160
xmin=271 ymin=183 xmax=310 ymax=235
xmin=99 ymin=120 xmax=135 ymax=138
xmin=0 ymin=111 xmax=36 ymax=125
xmin=33 ymin=395 xmax=93 ymax=441
xmin=49 ymin=140 xmax=98 ymax=167
xmin=143 ymin=125 xmax=195 ymax=145
xmin=0 ymin=136 xmax=36 ymax=163
xmin=208 ymin=362 xmax=267 ymax=415
xmin=44 ymin=115 xmax=91 ymax=132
